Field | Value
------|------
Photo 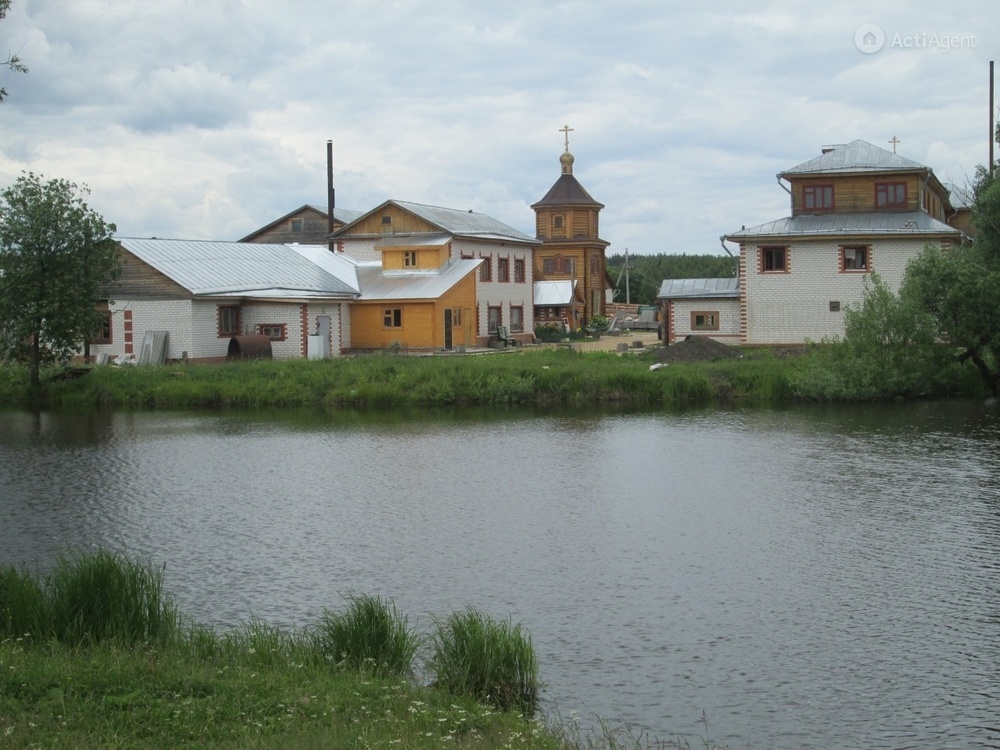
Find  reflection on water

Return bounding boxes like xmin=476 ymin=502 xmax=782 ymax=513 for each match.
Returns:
xmin=2 ymin=401 xmax=999 ymax=749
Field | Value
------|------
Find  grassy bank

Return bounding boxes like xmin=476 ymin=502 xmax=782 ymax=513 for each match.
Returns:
xmin=1 ymin=550 xmax=704 ymax=750
xmin=0 ymin=347 xmax=801 ymax=409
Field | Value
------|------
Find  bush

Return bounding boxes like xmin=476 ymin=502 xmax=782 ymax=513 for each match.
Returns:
xmin=45 ymin=548 xmax=179 ymax=646
xmin=429 ymin=607 xmax=538 ymax=716
xmin=313 ymin=593 xmax=419 ymax=677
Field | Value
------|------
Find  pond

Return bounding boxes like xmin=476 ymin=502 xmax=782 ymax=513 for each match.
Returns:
xmin=2 ymin=401 xmax=998 ymax=749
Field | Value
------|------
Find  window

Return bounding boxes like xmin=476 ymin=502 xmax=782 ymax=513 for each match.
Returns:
xmin=479 ymin=257 xmax=492 ymax=281
xmin=452 ymin=308 xmax=462 ymax=326
xmin=90 ymin=311 xmax=111 ymax=344
xmin=803 ymin=184 xmax=834 ymax=211
xmin=760 ymin=246 xmax=788 ymax=273
xmin=591 ymin=254 xmax=600 ymax=274
xmin=218 ymin=305 xmax=240 ymax=337
xmin=876 ymin=182 xmax=907 ymax=208
xmin=543 ymin=256 xmax=575 ymax=275
xmin=487 ymin=305 xmax=502 ymax=333
xmin=383 ymin=308 xmax=402 ymax=328
xmin=514 ymin=258 xmax=526 ymax=283
xmin=553 ymin=215 xmax=564 ymax=229
xmin=497 ymin=257 xmax=509 ymax=282
xmin=510 ymin=306 xmax=524 ymax=333
xmin=257 ymin=323 xmax=287 ymax=341
xmin=691 ymin=311 xmax=719 ymax=331
xmin=403 ymin=250 xmax=417 ymax=267
xmin=841 ymin=245 xmax=869 ymax=271
xmin=829 ymin=301 xmax=841 ymax=312
xmin=290 ymin=218 xmax=304 ymax=233
xmin=543 ymin=258 xmax=554 ymax=274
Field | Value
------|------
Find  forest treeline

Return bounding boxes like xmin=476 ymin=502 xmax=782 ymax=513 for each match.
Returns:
xmin=606 ymin=252 xmax=738 ymax=305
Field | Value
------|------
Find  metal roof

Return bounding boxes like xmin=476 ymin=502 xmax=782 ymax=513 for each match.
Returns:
xmin=657 ymin=277 xmax=740 ymax=299
xmin=726 ymin=211 xmax=962 ymax=240
xmin=782 ymin=140 xmax=927 ymax=176
xmin=117 ymin=238 xmax=360 ymax=298
xmin=337 ymin=200 xmax=536 ymax=245
xmin=374 ymin=232 xmax=452 ymax=248
xmin=355 ymin=258 xmax=482 ymax=301
xmin=533 ymin=280 xmax=578 ymax=306
xmin=944 ymin=182 xmax=974 ymax=210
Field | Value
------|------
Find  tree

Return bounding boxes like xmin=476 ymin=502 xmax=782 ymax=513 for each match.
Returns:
xmin=0 ymin=172 xmax=121 ymax=386
xmin=1 ymin=0 xmax=28 ymax=104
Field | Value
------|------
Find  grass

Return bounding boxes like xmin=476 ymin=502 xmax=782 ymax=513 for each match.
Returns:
xmin=312 ymin=593 xmax=420 ymax=677
xmin=430 ymin=607 xmax=539 ymax=717
xmin=0 ymin=347 xmax=822 ymax=410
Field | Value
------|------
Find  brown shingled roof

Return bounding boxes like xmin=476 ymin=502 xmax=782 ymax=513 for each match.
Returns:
xmin=531 ymin=174 xmax=604 ymax=209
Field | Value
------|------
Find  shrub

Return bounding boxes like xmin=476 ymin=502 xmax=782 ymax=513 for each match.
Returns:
xmin=45 ymin=548 xmax=179 ymax=646
xmin=313 ymin=593 xmax=419 ymax=677
xmin=429 ymin=607 xmax=538 ymax=716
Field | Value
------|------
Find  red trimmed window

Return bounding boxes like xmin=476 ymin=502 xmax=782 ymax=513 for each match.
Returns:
xmin=510 ymin=306 xmax=524 ymax=333
xmin=257 ymin=323 xmax=287 ymax=341
xmin=875 ymin=182 xmax=907 ymax=208
xmin=514 ymin=258 xmax=526 ymax=283
xmin=497 ymin=257 xmax=510 ymax=282
xmin=760 ymin=246 xmax=789 ymax=273
xmin=840 ymin=245 xmax=870 ymax=272
xmin=479 ymin=257 xmax=492 ymax=281
xmin=218 ymin=305 xmax=240 ymax=337
xmin=487 ymin=305 xmax=502 ymax=333
xmin=803 ymin=185 xmax=834 ymax=211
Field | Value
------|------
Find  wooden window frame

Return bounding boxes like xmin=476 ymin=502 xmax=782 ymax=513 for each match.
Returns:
xmin=875 ymin=182 xmax=907 ymax=209
xmin=497 ymin=257 xmax=510 ymax=282
xmin=542 ymin=257 xmax=555 ymax=274
xmin=553 ymin=214 xmax=564 ymax=229
xmin=290 ymin=218 xmax=304 ymax=232
xmin=487 ymin=305 xmax=502 ymax=333
xmin=510 ymin=305 xmax=524 ymax=333
xmin=759 ymin=246 xmax=789 ymax=273
xmin=257 ymin=323 xmax=287 ymax=341
xmin=690 ymin=311 xmax=719 ymax=331
xmin=89 ymin=310 xmax=112 ymax=345
xmin=803 ymin=184 xmax=834 ymax=212
xmin=479 ymin=256 xmax=492 ymax=282
xmin=514 ymin=258 xmax=526 ymax=283
xmin=403 ymin=250 xmax=417 ymax=267
xmin=840 ymin=244 xmax=871 ymax=272
xmin=383 ymin=308 xmax=402 ymax=328
xmin=218 ymin=305 xmax=240 ymax=337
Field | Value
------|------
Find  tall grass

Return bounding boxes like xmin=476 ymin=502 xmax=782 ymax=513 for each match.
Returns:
xmin=430 ymin=607 xmax=539 ymax=716
xmin=312 ymin=593 xmax=420 ymax=677
xmin=0 ymin=565 xmax=46 ymax=639
xmin=42 ymin=548 xmax=178 ymax=646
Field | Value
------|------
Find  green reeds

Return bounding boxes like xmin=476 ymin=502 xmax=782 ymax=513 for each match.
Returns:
xmin=46 ymin=548 xmax=179 ymax=646
xmin=0 ymin=565 xmax=46 ymax=639
xmin=312 ymin=593 xmax=420 ymax=677
xmin=430 ymin=607 xmax=539 ymax=716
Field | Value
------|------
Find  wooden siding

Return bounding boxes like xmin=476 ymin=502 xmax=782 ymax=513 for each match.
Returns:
xmin=347 ymin=205 xmax=438 ymax=236
xmin=244 ymin=207 xmax=333 ymax=245
xmin=790 ymin=174 xmax=927 ymax=214
xmin=535 ymin=208 xmax=599 ymax=240
xmin=533 ymin=244 xmax=607 ymax=324
xmin=379 ymin=241 xmax=451 ymax=270
xmin=113 ymin=247 xmax=191 ymax=300
xmin=349 ymin=272 xmax=477 ymax=350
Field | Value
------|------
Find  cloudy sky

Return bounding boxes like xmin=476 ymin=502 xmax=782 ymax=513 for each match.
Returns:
xmin=0 ymin=1 xmax=994 ymax=255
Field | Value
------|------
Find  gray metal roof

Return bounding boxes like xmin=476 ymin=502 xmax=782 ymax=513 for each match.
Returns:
xmin=374 ymin=232 xmax=453 ymax=248
xmin=782 ymin=140 xmax=927 ymax=176
xmin=338 ymin=200 xmax=536 ymax=245
xmin=944 ymin=182 xmax=974 ymax=210
xmin=355 ymin=258 xmax=482 ymax=301
xmin=533 ymin=280 xmax=578 ymax=306
xmin=117 ymin=238 xmax=360 ymax=298
xmin=657 ymin=277 xmax=740 ymax=299
xmin=726 ymin=211 xmax=961 ymax=240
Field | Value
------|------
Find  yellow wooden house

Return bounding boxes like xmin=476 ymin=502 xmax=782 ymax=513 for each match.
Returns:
xmin=531 ymin=133 xmax=612 ymax=330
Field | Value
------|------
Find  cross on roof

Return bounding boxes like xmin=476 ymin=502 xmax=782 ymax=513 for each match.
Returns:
xmin=888 ymin=135 xmax=902 ymax=154
xmin=559 ymin=124 xmax=574 ymax=152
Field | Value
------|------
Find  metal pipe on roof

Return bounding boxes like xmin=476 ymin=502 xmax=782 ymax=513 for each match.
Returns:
xmin=327 ymin=140 xmax=335 ymax=250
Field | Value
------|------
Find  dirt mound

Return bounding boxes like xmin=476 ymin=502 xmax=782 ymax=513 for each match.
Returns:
xmin=656 ymin=336 xmax=743 ymax=363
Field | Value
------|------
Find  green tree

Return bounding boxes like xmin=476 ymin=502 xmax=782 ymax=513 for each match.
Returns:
xmin=0 ymin=173 xmax=121 ymax=386
xmin=1 ymin=0 xmax=28 ymax=104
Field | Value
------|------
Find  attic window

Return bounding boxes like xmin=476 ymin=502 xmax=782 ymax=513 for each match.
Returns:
xmin=381 ymin=216 xmax=392 ymax=224
xmin=876 ymin=182 xmax=907 ymax=208
xmin=290 ymin=218 xmax=304 ymax=232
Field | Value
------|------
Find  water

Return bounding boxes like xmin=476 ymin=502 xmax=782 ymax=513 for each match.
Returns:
xmin=2 ymin=402 xmax=999 ymax=749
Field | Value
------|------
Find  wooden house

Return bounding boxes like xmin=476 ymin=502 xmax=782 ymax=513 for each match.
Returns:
xmin=239 ymin=205 xmax=363 ymax=246
xmin=531 ymin=141 xmax=612 ymax=331
xmin=332 ymin=200 xmax=537 ymax=346
xmin=719 ymin=140 xmax=966 ymax=345
xmin=92 ymin=239 xmax=360 ymax=363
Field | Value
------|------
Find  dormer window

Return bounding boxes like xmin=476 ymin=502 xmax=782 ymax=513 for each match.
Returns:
xmin=803 ymin=185 xmax=834 ymax=212
xmin=403 ymin=250 xmax=417 ymax=267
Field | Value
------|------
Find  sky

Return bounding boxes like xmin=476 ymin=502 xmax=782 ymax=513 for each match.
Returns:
xmin=0 ymin=1 xmax=995 ymax=256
